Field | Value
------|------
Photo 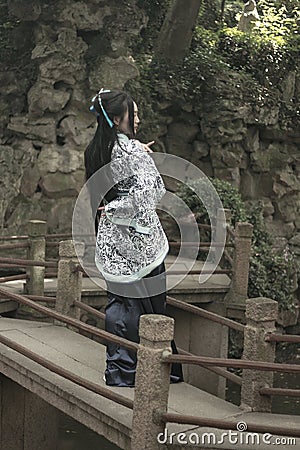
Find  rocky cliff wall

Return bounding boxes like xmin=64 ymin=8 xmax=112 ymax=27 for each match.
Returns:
xmin=0 ymin=0 xmax=299 ymax=261
xmin=0 ymin=0 xmax=146 ymax=234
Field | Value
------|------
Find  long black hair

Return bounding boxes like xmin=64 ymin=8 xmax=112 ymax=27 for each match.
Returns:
xmin=84 ymin=90 xmax=135 ymax=235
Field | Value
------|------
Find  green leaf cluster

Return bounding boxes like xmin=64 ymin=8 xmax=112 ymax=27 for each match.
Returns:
xmin=175 ymin=177 xmax=299 ymax=313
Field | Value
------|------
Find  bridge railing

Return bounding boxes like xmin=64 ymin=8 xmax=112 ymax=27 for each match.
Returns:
xmin=0 ymin=220 xmax=299 ymax=391
xmin=1 ymin=220 xmax=300 ymax=447
xmin=0 ymin=208 xmax=254 ymax=297
xmin=1 ymin=240 xmax=300 ymax=446
xmin=0 ymin=283 xmax=299 ymax=448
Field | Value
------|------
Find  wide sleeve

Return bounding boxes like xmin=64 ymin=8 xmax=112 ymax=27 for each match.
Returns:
xmin=104 ymin=139 xmax=166 ymax=220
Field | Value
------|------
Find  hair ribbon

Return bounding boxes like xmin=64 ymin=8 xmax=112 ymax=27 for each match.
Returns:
xmin=89 ymin=88 xmax=114 ymax=128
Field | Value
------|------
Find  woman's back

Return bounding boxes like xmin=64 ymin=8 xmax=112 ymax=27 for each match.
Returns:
xmin=95 ymin=133 xmax=169 ymax=283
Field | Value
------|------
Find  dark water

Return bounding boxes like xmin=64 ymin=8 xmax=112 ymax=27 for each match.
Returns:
xmin=226 ymin=371 xmax=300 ymax=414
xmin=227 ymin=345 xmax=300 ymax=414
xmin=57 ymin=410 xmax=121 ymax=450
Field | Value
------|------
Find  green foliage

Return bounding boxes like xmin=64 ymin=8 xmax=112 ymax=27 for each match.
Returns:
xmin=175 ymin=177 xmax=299 ymax=312
xmin=0 ymin=0 xmax=36 ymax=82
xmin=216 ymin=0 xmax=300 ymax=87
xmin=0 ymin=0 xmax=19 ymax=63
xmin=197 ymin=0 xmax=222 ymax=30
xmin=217 ymin=27 xmax=299 ymax=89
xmin=254 ymin=0 xmax=300 ymax=45
xmin=130 ymin=0 xmax=299 ymax=123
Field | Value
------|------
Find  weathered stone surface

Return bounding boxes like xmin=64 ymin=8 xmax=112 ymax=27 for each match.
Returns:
xmin=20 ymin=166 xmax=41 ymax=197
xmin=89 ymin=56 xmax=139 ymax=91
xmin=8 ymin=116 xmax=56 ymax=143
xmin=260 ymin=126 xmax=300 ymax=143
xmin=276 ymin=195 xmax=300 ymax=222
xmin=33 ymin=29 xmax=88 ymax=85
xmin=243 ymin=126 xmax=260 ymax=153
xmin=57 ymin=2 xmax=112 ymax=30
xmin=168 ymin=122 xmax=200 ymax=142
xmin=214 ymin=167 xmax=241 ymax=188
xmin=273 ymin=170 xmax=299 ymax=198
xmin=28 ymin=83 xmax=71 ymax=115
xmin=165 ymin=122 xmax=199 ymax=159
xmin=192 ymin=140 xmax=209 ymax=158
xmin=8 ymin=0 xmax=41 ymax=21
xmin=39 ymin=171 xmax=85 ymax=198
xmin=281 ymin=70 xmax=296 ymax=106
xmin=57 ymin=113 xmax=95 ymax=147
xmin=47 ymin=198 xmax=77 ymax=233
xmin=245 ymin=297 xmax=278 ymax=322
xmin=37 ymin=145 xmax=84 ymax=176
xmin=240 ymin=172 xmax=274 ymax=199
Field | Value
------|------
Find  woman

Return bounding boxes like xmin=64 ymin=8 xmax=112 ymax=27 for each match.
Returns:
xmin=84 ymin=88 xmax=184 ymax=387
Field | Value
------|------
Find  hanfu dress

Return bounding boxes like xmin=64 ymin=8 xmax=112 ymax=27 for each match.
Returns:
xmin=95 ymin=132 xmax=184 ymax=387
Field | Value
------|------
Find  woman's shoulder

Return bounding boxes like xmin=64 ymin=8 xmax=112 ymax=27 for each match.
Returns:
xmin=111 ymin=136 xmax=145 ymax=160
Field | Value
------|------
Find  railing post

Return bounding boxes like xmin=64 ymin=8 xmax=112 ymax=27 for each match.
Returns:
xmin=240 ymin=297 xmax=278 ymax=412
xmin=131 ymin=314 xmax=174 ymax=450
xmin=225 ymin=221 xmax=253 ymax=304
xmin=209 ymin=208 xmax=229 ymax=264
xmin=54 ymin=240 xmax=84 ymax=328
xmin=24 ymin=220 xmax=47 ymax=296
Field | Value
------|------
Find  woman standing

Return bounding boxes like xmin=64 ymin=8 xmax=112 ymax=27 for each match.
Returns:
xmin=84 ymin=88 xmax=184 ymax=387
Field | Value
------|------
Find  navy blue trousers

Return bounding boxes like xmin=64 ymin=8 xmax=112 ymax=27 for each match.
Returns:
xmin=104 ymin=260 xmax=184 ymax=387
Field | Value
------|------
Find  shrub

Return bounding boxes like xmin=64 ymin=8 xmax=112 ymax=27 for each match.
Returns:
xmin=176 ymin=177 xmax=299 ymax=313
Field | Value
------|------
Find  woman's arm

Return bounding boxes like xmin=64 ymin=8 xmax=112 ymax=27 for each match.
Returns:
xmin=105 ymin=139 xmax=166 ymax=220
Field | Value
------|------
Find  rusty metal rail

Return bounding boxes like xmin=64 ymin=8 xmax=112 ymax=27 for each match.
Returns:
xmin=166 ymin=295 xmax=245 ymax=332
xmin=265 ymin=332 xmax=300 ymax=344
xmin=0 ymin=257 xmax=57 ymax=268
xmin=0 ymin=242 xmax=30 ymax=250
xmin=0 ymin=274 xmax=27 ymax=282
xmin=0 ymin=332 xmax=133 ymax=410
xmin=260 ymin=387 xmax=300 ymax=398
xmin=0 ymin=286 xmax=138 ymax=352
xmin=0 ymin=235 xmax=29 ymax=241
xmin=162 ymin=353 xmax=300 ymax=374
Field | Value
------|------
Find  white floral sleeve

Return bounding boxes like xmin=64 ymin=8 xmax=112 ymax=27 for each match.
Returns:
xmin=104 ymin=138 xmax=166 ymax=220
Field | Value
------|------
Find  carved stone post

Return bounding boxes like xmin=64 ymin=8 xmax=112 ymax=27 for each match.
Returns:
xmin=131 ymin=314 xmax=174 ymax=449
xmin=54 ymin=240 xmax=84 ymax=328
xmin=240 ymin=297 xmax=278 ymax=412
xmin=225 ymin=221 xmax=253 ymax=305
xmin=25 ymin=220 xmax=47 ymax=296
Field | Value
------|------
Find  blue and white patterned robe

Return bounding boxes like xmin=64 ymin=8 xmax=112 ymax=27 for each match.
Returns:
xmin=95 ymin=133 xmax=169 ymax=282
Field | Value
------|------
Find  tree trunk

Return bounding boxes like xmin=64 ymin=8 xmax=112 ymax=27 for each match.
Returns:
xmin=154 ymin=0 xmax=202 ymax=63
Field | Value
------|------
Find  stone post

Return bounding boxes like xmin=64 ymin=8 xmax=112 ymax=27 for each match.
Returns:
xmin=240 ymin=297 xmax=278 ymax=412
xmin=131 ymin=314 xmax=174 ymax=450
xmin=24 ymin=220 xmax=47 ymax=296
xmin=225 ymin=221 xmax=253 ymax=305
xmin=212 ymin=208 xmax=231 ymax=262
xmin=54 ymin=240 xmax=84 ymax=328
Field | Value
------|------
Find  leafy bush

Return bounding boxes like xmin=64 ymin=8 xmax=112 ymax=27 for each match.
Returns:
xmin=217 ymin=27 xmax=299 ymax=89
xmin=175 ymin=177 xmax=299 ymax=312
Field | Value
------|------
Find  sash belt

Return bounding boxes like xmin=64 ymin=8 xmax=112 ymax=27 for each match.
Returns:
xmin=102 ymin=191 xmax=153 ymax=235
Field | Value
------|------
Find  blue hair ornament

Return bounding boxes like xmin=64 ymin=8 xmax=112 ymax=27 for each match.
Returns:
xmin=89 ymin=88 xmax=114 ymax=128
